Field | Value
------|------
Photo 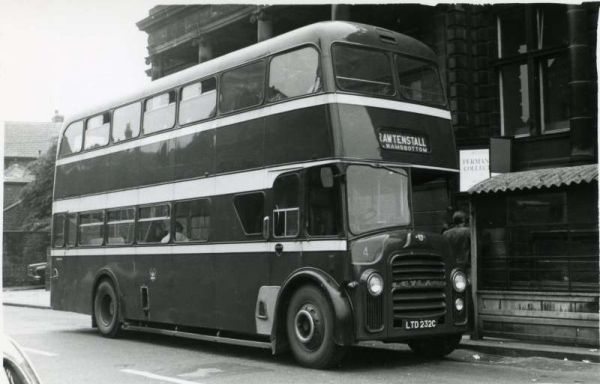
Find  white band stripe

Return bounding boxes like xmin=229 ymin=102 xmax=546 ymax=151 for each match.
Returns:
xmin=50 ymin=240 xmax=347 ymax=257
xmin=52 ymin=160 xmax=458 ymax=213
xmin=56 ymin=93 xmax=451 ymax=166
xmin=52 ymin=159 xmax=337 ymax=213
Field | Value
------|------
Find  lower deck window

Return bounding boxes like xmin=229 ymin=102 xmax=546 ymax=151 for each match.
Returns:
xmin=107 ymin=208 xmax=135 ymax=245
xmin=137 ymin=204 xmax=170 ymax=243
xmin=78 ymin=211 xmax=104 ymax=246
xmin=174 ymin=199 xmax=210 ymax=242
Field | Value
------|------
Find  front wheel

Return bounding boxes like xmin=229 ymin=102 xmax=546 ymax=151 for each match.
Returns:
xmin=286 ymin=285 xmax=346 ymax=369
xmin=93 ymin=280 xmax=122 ymax=338
xmin=408 ymin=333 xmax=462 ymax=358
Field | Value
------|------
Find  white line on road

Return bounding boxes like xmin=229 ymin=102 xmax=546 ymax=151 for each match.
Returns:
xmin=21 ymin=347 xmax=58 ymax=357
xmin=121 ymin=369 xmax=203 ymax=384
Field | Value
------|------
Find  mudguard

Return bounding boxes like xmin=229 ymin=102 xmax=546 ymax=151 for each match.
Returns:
xmin=270 ymin=267 xmax=355 ymax=354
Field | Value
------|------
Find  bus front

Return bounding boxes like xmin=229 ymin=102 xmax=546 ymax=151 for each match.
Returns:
xmin=328 ymin=29 xmax=468 ymax=353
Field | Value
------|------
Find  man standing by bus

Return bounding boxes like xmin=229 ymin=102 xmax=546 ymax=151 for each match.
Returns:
xmin=443 ymin=211 xmax=470 ymax=266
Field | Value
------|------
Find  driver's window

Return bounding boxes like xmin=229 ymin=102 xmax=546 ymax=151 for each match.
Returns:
xmin=273 ymin=174 xmax=300 ymax=238
xmin=306 ymin=166 xmax=342 ymax=236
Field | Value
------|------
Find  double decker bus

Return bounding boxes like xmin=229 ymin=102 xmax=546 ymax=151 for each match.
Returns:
xmin=51 ymin=21 xmax=468 ymax=368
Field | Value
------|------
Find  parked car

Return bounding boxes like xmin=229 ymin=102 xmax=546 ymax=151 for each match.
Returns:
xmin=1 ymin=335 xmax=43 ymax=384
xmin=26 ymin=263 xmax=46 ymax=285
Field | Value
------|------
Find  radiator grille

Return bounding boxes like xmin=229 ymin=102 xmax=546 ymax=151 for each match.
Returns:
xmin=391 ymin=253 xmax=447 ymax=325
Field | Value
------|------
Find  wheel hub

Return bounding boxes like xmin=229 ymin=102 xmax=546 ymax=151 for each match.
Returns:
xmin=294 ymin=304 xmax=322 ymax=349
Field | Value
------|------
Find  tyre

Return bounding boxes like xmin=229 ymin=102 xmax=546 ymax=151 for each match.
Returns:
xmin=286 ymin=285 xmax=346 ymax=369
xmin=408 ymin=333 xmax=462 ymax=358
xmin=93 ymin=280 xmax=122 ymax=338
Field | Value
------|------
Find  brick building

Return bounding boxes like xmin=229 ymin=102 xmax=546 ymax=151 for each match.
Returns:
xmin=2 ymin=118 xmax=61 ymax=286
xmin=137 ymin=4 xmax=598 ymax=346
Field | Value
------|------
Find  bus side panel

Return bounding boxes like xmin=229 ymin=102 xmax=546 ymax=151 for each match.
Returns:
xmin=51 ymin=255 xmax=101 ymax=315
xmin=171 ymin=253 xmax=216 ymax=328
xmin=173 ymin=130 xmax=215 ymax=180
xmin=215 ymin=118 xmax=264 ymax=174
xmin=264 ymin=105 xmax=332 ymax=165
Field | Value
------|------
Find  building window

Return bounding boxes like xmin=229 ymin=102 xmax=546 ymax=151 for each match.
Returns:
xmin=173 ymin=199 xmax=210 ymax=242
xmin=219 ymin=60 xmax=265 ymax=113
xmin=234 ymin=193 xmax=264 ymax=235
xmin=59 ymin=121 xmax=84 ymax=156
xmin=143 ymin=91 xmax=176 ymax=134
xmin=507 ymin=193 xmax=566 ymax=225
xmin=136 ymin=204 xmax=170 ymax=243
xmin=106 ymin=207 xmax=135 ymax=245
xmin=78 ymin=211 xmax=104 ymax=246
xmin=497 ymin=4 xmax=569 ymax=137
xmin=84 ymin=112 xmax=111 ymax=150
xmin=479 ymin=192 xmax=598 ymax=293
xmin=268 ymin=46 xmax=321 ymax=102
xmin=179 ymin=78 xmax=217 ymax=125
xmin=113 ymin=102 xmax=141 ymax=143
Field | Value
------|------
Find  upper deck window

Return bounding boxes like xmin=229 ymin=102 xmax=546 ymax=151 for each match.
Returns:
xmin=113 ymin=102 xmax=141 ymax=143
xmin=268 ymin=46 xmax=321 ymax=102
xmin=220 ymin=60 xmax=265 ymax=113
xmin=332 ymin=45 xmax=394 ymax=96
xmin=179 ymin=78 xmax=216 ymax=125
xmin=395 ymin=55 xmax=445 ymax=106
xmin=59 ymin=121 xmax=84 ymax=156
xmin=143 ymin=91 xmax=176 ymax=134
xmin=84 ymin=112 xmax=111 ymax=150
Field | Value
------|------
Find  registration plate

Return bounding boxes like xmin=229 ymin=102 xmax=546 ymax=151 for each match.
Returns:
xmin=404 ymin=319 xmax=437 ymax=330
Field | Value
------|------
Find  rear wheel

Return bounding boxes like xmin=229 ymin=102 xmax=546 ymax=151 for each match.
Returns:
xmin=93 ymin=280 xmax=121 ymax=338
xmin=286 ymin=285 xmax=346 ymax=369
xmin=408 ymin=333 xmax=462 ymax=358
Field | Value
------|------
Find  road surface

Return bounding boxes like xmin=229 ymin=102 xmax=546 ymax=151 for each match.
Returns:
xmin=4 ymin=306 xmax=598 ymax=384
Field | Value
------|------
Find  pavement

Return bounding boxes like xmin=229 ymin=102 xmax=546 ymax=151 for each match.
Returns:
xmin=3 ymin=287 xmax=599 ymax=364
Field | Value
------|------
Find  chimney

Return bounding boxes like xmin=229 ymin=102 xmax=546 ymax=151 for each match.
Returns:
xmin=52 ymin=110 xmax=64 ymax=123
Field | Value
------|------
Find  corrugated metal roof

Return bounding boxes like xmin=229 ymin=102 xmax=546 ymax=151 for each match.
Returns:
xmin=469 ymin=164 xmax=598 ymax=194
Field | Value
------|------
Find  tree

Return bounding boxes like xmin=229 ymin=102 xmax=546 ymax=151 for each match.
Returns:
xmin=19 ymin=139 xmax=58 ymax=231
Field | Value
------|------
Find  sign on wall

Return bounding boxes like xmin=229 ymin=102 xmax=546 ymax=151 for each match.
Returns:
xmin=459 ymin=149 xmax=490 ymax=192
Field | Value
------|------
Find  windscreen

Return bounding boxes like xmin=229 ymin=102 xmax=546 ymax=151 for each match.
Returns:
xmin=347 ymin=165 xmax=410 ymax=234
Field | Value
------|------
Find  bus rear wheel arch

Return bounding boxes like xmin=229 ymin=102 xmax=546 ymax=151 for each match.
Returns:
xmin=93 ymin=278 xmax=122 ymax=338
xmin=285 ymin=284 xmax=347 ymax=368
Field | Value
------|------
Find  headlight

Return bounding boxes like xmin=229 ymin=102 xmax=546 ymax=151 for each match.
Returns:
xmin=366 ymin=272 xmax=384 ymax=296
xmin=452 ymin=270 xmax=467 ymax=292
xmin=455 ymin=298 xmax=465 ymax=311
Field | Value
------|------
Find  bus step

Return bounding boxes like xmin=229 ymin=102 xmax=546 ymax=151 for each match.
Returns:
xmin=122 ymin=323 xmax=273 ymax=350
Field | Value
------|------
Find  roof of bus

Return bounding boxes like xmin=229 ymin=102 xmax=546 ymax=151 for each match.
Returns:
xmin=60 ymin=21 xmax=438 ymax=133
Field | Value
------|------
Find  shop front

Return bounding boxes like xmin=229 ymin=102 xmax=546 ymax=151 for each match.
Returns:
xmin=469 ymin=164 xmax=598 ymax=347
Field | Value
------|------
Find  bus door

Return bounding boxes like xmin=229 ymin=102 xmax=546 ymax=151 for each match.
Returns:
xmin=270 ymin=173 xmax=303 ymax=282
